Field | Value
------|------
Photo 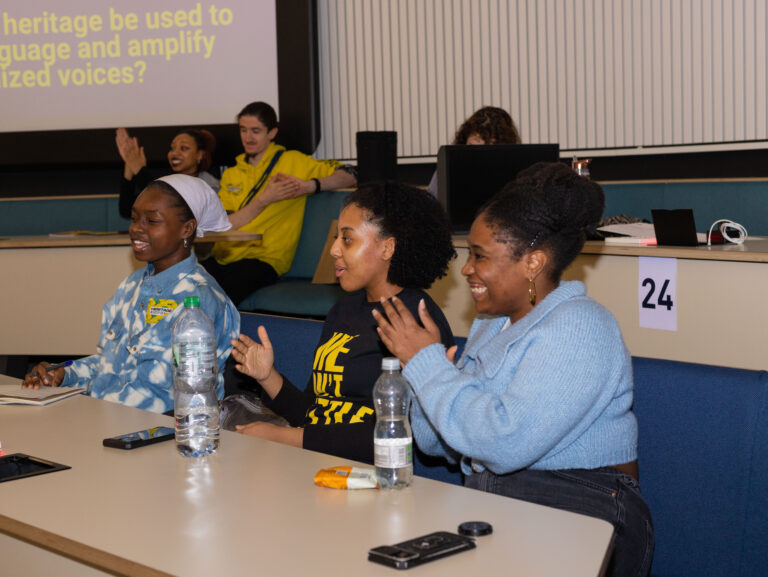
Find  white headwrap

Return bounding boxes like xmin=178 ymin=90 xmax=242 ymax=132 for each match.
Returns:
xmin=155 ymin=174 xmax=231 ymax=237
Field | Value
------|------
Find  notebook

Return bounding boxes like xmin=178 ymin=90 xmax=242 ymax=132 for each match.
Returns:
xmin=0 ymin=375 xmax=85 ymax=406
xmin=651 ymin=209 xmax=707 ymax=246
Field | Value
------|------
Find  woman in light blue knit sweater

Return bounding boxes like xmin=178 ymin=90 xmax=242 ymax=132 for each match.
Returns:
xmin=375 ymin=162 xmax=653 ymax=577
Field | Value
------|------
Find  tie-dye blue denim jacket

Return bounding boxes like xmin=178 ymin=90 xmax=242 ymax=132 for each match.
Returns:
xmin=62 ymin=254 xmax=239 ymax=413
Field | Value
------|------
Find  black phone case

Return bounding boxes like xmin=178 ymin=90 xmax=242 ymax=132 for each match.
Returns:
xmin=368 ymin=531 xmax=475 ymax=570
xmin=102 ymin=429 xmax=175 ymax=450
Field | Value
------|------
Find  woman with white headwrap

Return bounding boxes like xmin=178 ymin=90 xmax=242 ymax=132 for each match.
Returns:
xmin=24 ymin=175 xmax=240 ymax=414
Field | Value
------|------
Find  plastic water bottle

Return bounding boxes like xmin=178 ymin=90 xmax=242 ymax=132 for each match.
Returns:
xmin=172 ymin=296 xmax=219 ymax=457
xmin=373 ymin=357 xmax=413 ymax=489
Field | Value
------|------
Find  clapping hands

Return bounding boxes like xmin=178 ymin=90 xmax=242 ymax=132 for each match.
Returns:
xmin=115 ymin=127 xmax=146 ymax=179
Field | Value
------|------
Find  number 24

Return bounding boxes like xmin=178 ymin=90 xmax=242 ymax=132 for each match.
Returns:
xmin=641 ymin=278 xmax=674 ymax=310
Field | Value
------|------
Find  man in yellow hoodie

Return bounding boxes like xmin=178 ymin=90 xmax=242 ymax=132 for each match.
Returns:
xmin=204 ymin=101 xmax=356 ymax=305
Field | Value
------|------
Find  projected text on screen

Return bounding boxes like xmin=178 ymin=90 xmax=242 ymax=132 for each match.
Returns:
xmin=0 ymin=1 xmax=278 ymax=132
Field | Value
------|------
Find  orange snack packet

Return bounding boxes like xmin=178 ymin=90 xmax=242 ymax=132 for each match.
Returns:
xmin=313 ymin=466 xmax=379 ymax=489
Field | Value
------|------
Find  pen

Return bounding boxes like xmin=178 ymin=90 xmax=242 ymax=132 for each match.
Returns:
xmin=45 ymin=360 xmax=74 ymax=371
xmin=27 ymin=360 xmax=73 ymax=377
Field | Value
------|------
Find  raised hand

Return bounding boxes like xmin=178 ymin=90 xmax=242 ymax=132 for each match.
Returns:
xmin=115 ymin=127 xmax=146 ymax=179
xmin=372 ymin=296 xmax=442 ymax=364
xmin=231 ymin=327 xmax=275 ymax=382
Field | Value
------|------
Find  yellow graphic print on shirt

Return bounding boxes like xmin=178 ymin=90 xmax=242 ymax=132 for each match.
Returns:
xmin=145 ymin=298 xmax=178 ymax=324
xmin=307 ymin=332 xmax=375 ymax=426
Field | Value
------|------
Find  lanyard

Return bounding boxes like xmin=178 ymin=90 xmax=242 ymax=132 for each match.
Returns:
xmin=237 ymin=149 xmax=284 ymax=211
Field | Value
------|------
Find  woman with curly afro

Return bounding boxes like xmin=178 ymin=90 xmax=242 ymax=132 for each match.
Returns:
xmin=427 ymin=106 xmax=521 ymax=197
xmin=453 ymin=106 xmax=521 ymax=146
xmin=229 ymin=181 xmax=457 ymax=463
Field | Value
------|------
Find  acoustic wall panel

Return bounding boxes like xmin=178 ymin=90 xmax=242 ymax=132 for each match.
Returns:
xmin=314 ymin=0 xmax=768 ymax=161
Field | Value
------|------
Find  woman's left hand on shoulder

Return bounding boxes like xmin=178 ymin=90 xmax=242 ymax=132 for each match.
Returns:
xmin=373 ymin=297 xmax=442 ymax=364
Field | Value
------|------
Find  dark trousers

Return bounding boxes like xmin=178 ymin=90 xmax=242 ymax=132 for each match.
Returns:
xmin=201 ymin=257 xmax=278 ymax=307
xmin=465 ymin=467 xmax=654 ymax=577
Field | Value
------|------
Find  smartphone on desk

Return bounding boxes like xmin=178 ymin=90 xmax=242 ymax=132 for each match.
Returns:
xmin=103 ymin=426 xmax=175 ymax=450
xmin=368 ymin=531 xmax=475 ymax=570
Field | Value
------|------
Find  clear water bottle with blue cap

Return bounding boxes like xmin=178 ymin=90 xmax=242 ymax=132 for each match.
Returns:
xmin=172 ymin=296 xmax=219 ymax=457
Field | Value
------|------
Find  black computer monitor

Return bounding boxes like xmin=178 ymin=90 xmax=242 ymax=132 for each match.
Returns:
xmin=437 ymin=144 xmax=561 ymax=233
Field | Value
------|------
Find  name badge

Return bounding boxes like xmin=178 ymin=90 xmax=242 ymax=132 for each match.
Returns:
xmin=145 ymin=298 xmax=178 ymax=324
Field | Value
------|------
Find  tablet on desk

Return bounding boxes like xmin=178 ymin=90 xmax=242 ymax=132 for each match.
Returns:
xmin=0 ymin=453 xmax=71 ymax=483
xmin=651 ymin=209 xmax=707 ymax=246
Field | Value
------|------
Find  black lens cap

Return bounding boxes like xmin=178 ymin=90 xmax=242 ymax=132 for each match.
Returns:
xmin=458 ymin=521 xmax=493 ymax=537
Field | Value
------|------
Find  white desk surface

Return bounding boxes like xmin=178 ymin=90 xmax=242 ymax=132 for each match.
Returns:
xmin=0 ymin=391 xmax=614 ymax=577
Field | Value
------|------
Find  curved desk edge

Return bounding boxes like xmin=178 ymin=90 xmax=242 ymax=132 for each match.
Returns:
xmin=452 ymin=236 xmax=768 ymax=263
xmin=0 ymin=231 xmax=262 ymax=249
xmin=0 ymin=515 xmax=171 ymax=577
xmin=581 ymin=238 xmax=768 ymax=263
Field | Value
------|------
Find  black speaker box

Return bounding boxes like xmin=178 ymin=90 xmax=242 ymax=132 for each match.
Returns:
xmin=356 ymin=131 xmax=397 ymax=184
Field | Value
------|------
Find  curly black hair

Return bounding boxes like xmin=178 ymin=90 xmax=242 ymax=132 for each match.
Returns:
xmin=342 ymin=181 xmax=456 ymax=289
xmin=454 ymin=106 xmax=521 ymax=145
xmin=478 ymin=162 xmax=604 ymax=282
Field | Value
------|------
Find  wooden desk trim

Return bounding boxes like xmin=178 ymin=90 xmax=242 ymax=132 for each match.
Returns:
xmin=0 ymin=231 xmax=261 ymax=249
xmin=581 ymin=239 xmax=768 ymax=263
xmin=0 ymin=516 xmax=168 ymax=577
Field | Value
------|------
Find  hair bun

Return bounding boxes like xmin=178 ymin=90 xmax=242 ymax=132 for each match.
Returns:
xmin=197 ymin=129 xmax=216 ymax=172
xmin=516 ymin=162 xmax=604 ymax=231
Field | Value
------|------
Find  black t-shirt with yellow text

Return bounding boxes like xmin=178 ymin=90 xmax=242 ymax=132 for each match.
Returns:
xmin=266 ymin=288 xmax=454 ymax=464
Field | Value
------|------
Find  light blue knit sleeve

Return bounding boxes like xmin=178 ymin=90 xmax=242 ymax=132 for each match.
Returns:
xmin=403 ymin=301 xmax=633 ymax=474
xmin=409 ymin=376 xmax=461 ymax=463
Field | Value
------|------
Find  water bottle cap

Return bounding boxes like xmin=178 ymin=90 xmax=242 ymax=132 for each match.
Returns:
xmin=381 ymin=357 xmax=401 ymax=371
xmin=458 ymin=521 xmax=493 ymax=537
xmin=184 ymin=296 xmax=200 ymax=307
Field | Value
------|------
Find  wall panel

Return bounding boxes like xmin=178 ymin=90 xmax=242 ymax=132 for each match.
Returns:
xmin=315 ymin=0 xmax=768 ymax=161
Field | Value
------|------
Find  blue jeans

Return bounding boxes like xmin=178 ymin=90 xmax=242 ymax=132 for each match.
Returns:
xmin=465 ymin=467 xmax=654 ymax=577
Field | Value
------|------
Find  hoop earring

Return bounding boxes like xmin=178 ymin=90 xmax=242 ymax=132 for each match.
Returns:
xmin=528 ymin=278 xmax=537 ymax=306
xmin=183 ymin=237 xmax=189 ymax=249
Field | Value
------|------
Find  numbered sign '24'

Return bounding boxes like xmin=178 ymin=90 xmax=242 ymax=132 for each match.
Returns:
xmin=638 ymin=257 xmax=677 ymax=331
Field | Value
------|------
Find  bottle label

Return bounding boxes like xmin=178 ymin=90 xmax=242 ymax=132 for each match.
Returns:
xmin=374 ymin=437 xmax=413 ymax=468
xmin=173 ymin=341 xmax=216 ymax=373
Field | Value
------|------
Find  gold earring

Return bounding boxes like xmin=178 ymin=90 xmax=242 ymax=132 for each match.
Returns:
xmin=528 ymin=278 xmax=537 ymax=306
xmin=183 ymin=238 xmax=189 ymax=249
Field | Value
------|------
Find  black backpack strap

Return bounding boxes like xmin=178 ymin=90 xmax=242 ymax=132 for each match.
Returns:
xmin=237 ymin=149 xmax=285 ymax=210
